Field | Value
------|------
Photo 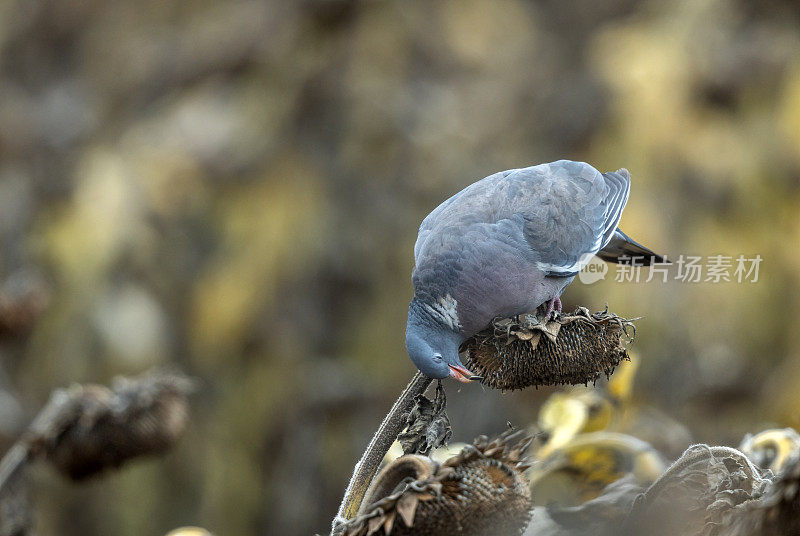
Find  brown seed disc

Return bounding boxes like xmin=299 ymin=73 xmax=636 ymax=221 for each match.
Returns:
xmin=460 ymin=308 xmax=633 ymax=391
xmin=342 ymin=431 xmax=533 ymax=536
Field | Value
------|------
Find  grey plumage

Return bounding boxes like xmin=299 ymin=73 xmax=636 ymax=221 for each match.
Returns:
xmin=406 ymin=160 xmax=665 ymax=381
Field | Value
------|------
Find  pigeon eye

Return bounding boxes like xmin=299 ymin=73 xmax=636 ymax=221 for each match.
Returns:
xmin=432 ymin=354 xmax=443 ymax=363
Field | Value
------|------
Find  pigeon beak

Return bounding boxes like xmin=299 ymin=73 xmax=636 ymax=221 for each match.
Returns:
xmin=448 ymin=364 xmax=481 ymax=383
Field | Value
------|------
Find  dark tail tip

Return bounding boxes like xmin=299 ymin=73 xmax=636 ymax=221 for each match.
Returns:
xmin=598 ymin=229 xmax=669 ymax=265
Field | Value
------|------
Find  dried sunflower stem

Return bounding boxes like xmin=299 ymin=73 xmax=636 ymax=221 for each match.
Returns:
xmin=331 ymin=371 xmax=433 ymax=535
xmin=0 ymin=443 xmax=29 ymax=496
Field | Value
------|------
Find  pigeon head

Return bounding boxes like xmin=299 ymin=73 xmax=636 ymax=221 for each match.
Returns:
xmin=406 ymin=299 xmax=478 ymax=383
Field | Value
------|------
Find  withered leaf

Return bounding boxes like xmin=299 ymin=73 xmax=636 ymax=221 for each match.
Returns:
xmin=539 ymin=321 xmax=561 ymax=343
xmin=366 ymin=515 xmax=383 ymax=535
xmin=382 ymin=510 xmax=396 ymax=534
xmin=396 ymin=493 xmax=420 ymax=527
xmin=427 ymin=480 xmax=443 ymax=495
xmin=399 ymin=382 xmax=451 ymax=455
xmin=528 ymin=332 xmax=542 ymax=348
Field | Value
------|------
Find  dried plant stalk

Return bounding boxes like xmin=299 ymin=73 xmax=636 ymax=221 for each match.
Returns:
xmin=332 ymin=372 xmax=433 ymax=534
xmin=0 ymin=450 xmax=30 ymax=536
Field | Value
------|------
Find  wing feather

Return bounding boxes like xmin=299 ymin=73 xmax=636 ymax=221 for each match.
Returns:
xmin=413 ymin=161 xmax=632 ymax=279
xmin=599 ymin=169 xmax=631 ymax=250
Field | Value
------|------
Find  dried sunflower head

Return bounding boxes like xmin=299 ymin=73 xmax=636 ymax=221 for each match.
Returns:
xmin=738 ymin=453 xmax=800 ymax=535
xmin=460 ymin=307 xmax=633 ymax=391
xmin=341 ymin=431 xmax=533 ymax=536
xmin=528 ymin=432 xmax=665 ymax=507
xmin=739 ymin=428 xmax=800 ymax=474
xmin=0 ymin=270 xmax=48 ymax=340
xmin=24 ymin=372 xmax=194 ymax=480
xmin=534 ymin=388 xmax=614 ymax=459
xmin=625 ymin=445 xmax=772 ymax=536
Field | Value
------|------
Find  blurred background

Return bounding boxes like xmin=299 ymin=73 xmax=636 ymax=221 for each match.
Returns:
xmin=0 ymin=0 xmax=799 ymax=534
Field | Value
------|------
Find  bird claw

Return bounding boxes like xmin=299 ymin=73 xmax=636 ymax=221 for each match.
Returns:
xmin=543 ymin=296 xmax=563 ymax=321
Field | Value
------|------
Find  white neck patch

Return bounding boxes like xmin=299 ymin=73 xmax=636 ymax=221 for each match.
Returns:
xmin=425 ymin=294 xmax=461 ymax=330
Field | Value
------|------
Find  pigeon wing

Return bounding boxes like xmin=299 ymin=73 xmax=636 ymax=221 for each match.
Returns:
xmin=413 ymin=162 xmax=630 ymax=277
xmin=519 ymin=162 xmax=630 ymax=276
xmin=414 ymin=169 xmax=517 ymax=263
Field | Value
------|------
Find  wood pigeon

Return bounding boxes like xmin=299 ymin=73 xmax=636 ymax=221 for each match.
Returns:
xmin=406 ymin=160 xmax=665 ymax=382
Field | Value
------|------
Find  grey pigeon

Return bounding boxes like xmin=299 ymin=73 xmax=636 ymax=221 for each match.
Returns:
xmin=405 ymin=160 xmax=666 ymax=382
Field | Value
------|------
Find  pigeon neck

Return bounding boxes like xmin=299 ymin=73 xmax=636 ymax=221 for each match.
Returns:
xmin=409 ymin=297 xmax=463 ymax=342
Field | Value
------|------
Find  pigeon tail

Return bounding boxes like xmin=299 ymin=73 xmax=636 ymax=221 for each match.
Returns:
xmin=597 ymin=229 xmax=668 ymax=265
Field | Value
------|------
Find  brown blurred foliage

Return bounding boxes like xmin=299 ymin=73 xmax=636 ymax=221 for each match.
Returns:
xmin=0 ymin=0 xmax=799 ymax=534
